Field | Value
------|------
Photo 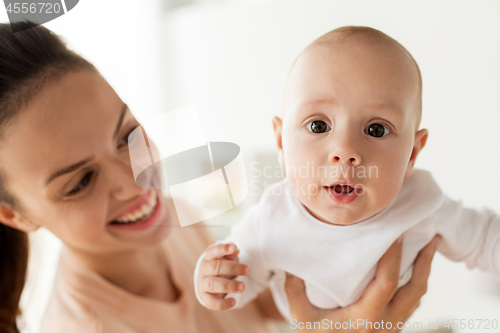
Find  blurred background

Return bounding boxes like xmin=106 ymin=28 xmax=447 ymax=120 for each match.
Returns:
xmin=2 ymin=0 xmax=500 ymax=332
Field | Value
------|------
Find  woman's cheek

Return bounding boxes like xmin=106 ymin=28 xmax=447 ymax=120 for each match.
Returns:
xmin=67 ymin=209 xmax=101 ymax=234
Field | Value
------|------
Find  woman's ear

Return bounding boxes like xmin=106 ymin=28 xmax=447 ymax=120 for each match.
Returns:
xmin=272 ymin=116 xmax=285 ymax=168
xmin=405 ymin=129 xmax=429 ymax=179
xmin=0 ymin=205 xmax=39 ymax=233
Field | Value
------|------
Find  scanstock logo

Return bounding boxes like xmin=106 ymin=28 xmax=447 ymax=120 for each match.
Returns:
xmin=3 ymin=0 xmax=79 ymax=32
xmin=128 ymin=106 xmax=249 ymax=227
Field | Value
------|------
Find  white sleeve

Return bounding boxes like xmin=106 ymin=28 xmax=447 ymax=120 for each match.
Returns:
xmin=193 ymin=251 xmax=207 ymax=306
xmin=193 ymin=204 xmax=271 ymax=309
xmin=434 ymin=194 xmax=500 ymax=279
xmin=223 ymin=204 xmax=271 ymax=309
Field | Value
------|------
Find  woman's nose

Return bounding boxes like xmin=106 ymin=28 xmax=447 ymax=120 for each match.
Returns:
xmin=110 ymin=158 xmax=147 ymax=201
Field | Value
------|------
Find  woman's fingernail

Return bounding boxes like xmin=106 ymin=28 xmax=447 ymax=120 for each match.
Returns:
xmin=397 ymin=234 xmax=404 ymax=243
xmin=237 ymin=283 xmax=244 ymax=291
xmin=244 ymin=266 xmax=250 ymax=275
xmin=228 ymin=244 xmax=234 ymax=252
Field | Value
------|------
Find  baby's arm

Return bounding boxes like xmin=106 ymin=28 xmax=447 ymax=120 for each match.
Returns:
xmin=194 ymin=205 xmax=271 ymax=310
xmin=434 ymin=195 xmax=500 ymax=278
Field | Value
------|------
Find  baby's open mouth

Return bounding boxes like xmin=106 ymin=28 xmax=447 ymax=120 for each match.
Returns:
xmin=325 ymin=183 xmax=359 ymax=204
xmin=331 ymin=184 xmax=355 ymax=195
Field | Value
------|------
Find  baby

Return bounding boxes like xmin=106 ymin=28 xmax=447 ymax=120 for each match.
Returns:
xmin=194 ymin=26 xmax=500 ymax=320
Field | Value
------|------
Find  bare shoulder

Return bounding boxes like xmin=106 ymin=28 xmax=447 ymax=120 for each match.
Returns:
xmin=39 ymin=295 xmax=99 ymax=333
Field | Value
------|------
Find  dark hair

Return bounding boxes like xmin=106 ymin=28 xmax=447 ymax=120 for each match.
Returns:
xmin=0 ymin=21 xmax=95 ymax=333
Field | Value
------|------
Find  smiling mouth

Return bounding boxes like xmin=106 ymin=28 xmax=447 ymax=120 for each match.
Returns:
xmin=109 ymin=190 xmax=158 ymax=225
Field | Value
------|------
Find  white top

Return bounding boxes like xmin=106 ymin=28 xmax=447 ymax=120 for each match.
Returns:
xmin=194 ymin=169 xmax=500 ymax=320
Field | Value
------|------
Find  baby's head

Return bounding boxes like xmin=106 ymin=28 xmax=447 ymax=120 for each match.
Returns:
xmin=273 ymin=26 xmax=428 ymax=225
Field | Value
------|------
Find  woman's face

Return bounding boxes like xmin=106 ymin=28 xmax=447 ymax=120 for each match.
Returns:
xmin=0 ymin=69 xmax=172 ymax=253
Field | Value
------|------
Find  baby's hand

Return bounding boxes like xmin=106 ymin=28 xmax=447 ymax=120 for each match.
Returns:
xmin=197 ymin=243 xmax=250 ymax=311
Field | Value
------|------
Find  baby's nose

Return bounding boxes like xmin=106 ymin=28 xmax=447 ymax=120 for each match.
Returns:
xmin=332 ymin=155 xmax=359 ymax=165
xmin=329 ymin=143 xmax=362 ymax=166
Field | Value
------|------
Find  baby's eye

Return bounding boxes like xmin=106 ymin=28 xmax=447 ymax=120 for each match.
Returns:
xmin=365 ymin=123 xmax=391 ymax=138
xmin=306 ymin=120 xmax=331 ymax=134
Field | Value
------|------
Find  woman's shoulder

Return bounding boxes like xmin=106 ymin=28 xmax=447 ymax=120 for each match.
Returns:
xmin=39 ymin=283 xmax=100 ymax=333
xmin=40 ymin=300 xmax=137 ymax=333
xmin=38 ymin=248 xmax=108 ymax=333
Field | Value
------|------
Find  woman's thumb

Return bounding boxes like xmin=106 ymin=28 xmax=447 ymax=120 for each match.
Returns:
xmin=285 ymin=272 xmax=317 ymax=320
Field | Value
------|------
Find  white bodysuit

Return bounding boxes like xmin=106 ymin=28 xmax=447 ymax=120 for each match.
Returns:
xmin=194 ymin=169 xmax=500 ymax=320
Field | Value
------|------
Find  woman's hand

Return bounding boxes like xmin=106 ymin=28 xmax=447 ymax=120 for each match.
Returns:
xmin=285 ymin=236 xmax=438 ymax=332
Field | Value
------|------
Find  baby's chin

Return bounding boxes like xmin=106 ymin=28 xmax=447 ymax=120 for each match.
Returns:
xmin=294 ymin=185 xmax=396 ymax=226
xmin=304 ymin=203 xmax=382 ymax=226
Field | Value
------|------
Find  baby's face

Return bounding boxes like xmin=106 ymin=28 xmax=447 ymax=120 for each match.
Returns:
xmin=275 ymin=40 xmax=426 ymax=225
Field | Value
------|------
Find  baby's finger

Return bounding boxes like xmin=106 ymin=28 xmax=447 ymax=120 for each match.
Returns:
xmin=201 ymin=276 xmax=245 ymax=294
xmin=200 ymin=260 xmax=250 ymax=278
xmin=205 ymin=243 xmax=239 ymax=261
xmin=201 ymin=294 xmax=237 ymax=311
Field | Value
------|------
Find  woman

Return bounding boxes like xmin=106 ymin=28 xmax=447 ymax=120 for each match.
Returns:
xmin=0 ymin=21 xmax=436 ymax=333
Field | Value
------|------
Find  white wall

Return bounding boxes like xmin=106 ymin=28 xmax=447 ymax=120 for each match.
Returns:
xmin=1 ymin=1 xmax=164 ymax=332
xmin=2 ymin=0 xmax=500 ymax=331
xmin=162 ymin=1 xmax=500 ymax=331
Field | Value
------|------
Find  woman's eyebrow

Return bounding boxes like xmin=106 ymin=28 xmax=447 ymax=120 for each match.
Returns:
xmin=45 ymin=104 xmax=128 ymax=186
xmin=113 ymin=104 xmax=129 ymax=140
xmin=45 ymin=156 xmax=95 ymax=186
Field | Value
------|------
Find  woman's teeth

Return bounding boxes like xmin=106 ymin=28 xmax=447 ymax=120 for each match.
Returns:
xmin=113 ymin=191 xmax=157 ymax=224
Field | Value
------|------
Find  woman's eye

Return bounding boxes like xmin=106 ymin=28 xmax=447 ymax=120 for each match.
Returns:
xmin=118 ymin=127 xmax=137 ymax=148
xmin=365 ymin=123 xmax=391 ymax=138
xmin=66 ymin=171 xmax=94 ymax=197
xmin=306 ymin=120 xmax=331 ymax=134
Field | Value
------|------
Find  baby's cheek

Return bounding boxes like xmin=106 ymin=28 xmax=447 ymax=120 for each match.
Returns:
xmin=370 ymin=170 xmax=405 ymax=209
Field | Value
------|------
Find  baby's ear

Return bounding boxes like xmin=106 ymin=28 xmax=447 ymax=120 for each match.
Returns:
xmin=0 ymin=205 xmax=39 ymax=233
xmin=272 ymin=116 xmax=285 ymax=167
xmin=405 ymin=129 xmax=429 ymax=179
